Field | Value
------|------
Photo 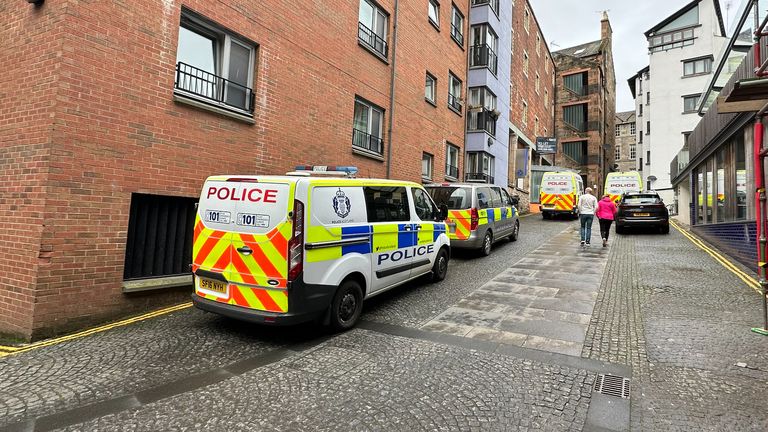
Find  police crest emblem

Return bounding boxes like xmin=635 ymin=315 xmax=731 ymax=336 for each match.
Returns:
xmin=333 ymin=188 xmax=351 ymax=218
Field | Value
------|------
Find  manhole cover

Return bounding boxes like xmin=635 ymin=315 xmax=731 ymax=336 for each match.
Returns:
xmin=594 ymin=374 xmax=630 ymax=398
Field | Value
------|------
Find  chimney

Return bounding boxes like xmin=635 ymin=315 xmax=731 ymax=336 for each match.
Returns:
xmin=601 ymin=11 xmax=612 ymax=41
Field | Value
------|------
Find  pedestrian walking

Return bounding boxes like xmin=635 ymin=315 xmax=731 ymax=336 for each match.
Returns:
xmin=578 ymin=187 xmax=598 ymax=246
xmin=596 ymin=194 xmax=618 ymax=247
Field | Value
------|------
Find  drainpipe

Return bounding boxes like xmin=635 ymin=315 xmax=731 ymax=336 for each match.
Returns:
xmin=753 ymin=3 xmax=768 ymax=336
xmin=385 ymin=0 xmax=400 ymax=179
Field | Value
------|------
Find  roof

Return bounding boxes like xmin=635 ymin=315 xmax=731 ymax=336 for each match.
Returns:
xmin=645 ymin=0 xmax=725 ymax=38
xmin=615 ymin=111 xmax=635 ymax=123
xmin=627 ymin=65 xmax=650 ymax=99
xmin=552 ymin=39 xmax=603 ymax=59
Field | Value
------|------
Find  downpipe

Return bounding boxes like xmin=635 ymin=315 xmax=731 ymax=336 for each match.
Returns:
xmin=753 ymin=108 xmax=768 ymax=335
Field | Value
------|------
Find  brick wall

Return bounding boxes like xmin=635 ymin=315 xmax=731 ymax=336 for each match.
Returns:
xmin=0 ymin=0 xmax=467 ymax=339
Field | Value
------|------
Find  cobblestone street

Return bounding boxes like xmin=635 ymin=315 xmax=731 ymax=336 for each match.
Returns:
xmin=0 ymin=216 xmax=766 ymax=431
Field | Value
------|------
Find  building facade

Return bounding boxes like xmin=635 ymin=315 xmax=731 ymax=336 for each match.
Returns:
xmin=465 ymin=0 xmax=513 ymax=186
xmin=641 ymin=0 xmax=726 ymax=203
xmin=614 ymin=111 xmax=637 ymax=172
xmin=628 ymin=66 xmax=651 ymax=179
xmin=1 ymin=0 xmax=469 ymax=339
xmin=552 ymin=13 xmax=616 ymax=192
xmin=508 ymin=0 xmax=555 ymax=210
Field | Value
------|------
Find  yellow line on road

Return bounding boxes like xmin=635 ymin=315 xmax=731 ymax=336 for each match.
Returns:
xmin=670 ymin=220 xmax=762 ymax=295
xmin=0 ymin=302 xmax=193 ymax=358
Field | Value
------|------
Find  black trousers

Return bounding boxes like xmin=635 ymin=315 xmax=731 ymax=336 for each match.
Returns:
xmin=598 ymin=218 xmax=613 ymax=240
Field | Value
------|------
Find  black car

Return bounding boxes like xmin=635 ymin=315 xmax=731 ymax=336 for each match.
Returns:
xmin=615 ymin=191 xmax=669 ymax=234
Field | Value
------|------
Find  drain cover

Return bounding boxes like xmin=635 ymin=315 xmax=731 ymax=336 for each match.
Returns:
xmin=594 ymin=374 xmax=630 ymax=398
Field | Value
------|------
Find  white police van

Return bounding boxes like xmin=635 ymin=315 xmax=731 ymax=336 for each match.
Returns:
xmin=192 ymin=166 xmax=450 ymax=330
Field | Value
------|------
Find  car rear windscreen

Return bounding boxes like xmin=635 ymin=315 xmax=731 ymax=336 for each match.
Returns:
xmin=426 ymin=186 xmax=472 ymax=210
xmin=623 ymin=195 xmax=661 ymax=204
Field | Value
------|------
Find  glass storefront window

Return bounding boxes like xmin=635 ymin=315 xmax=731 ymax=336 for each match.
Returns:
xmin=697 ymin=168 xmax=704 ymax=224
xmin=716 ymin=147 xmax=726 ymax=223
xmin=706 ymin=158 xmax=713 ymax=223
xmin=735 ymin=136 xmax=747 ymax=220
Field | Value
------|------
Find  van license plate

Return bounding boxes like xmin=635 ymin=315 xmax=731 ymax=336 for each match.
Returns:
xmin=634 ymin=213 xmax=650 ymax=217
xmin=199 ymin=278 xmax=227 ymax=294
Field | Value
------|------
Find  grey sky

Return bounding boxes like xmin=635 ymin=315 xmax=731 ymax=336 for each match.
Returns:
xmin=529 ymin=0 xmax=735 ymax=112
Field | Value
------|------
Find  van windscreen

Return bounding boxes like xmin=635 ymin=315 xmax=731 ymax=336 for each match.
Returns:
xmin=426 ymin=187 xmax=472 ymax=210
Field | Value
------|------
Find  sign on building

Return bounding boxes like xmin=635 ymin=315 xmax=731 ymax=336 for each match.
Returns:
xmin=536 ymin=137 xmax=557 ymax=154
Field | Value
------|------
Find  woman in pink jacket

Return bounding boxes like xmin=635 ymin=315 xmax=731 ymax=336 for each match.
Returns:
xmin=596 ymin=194 xmax=618 ymax=247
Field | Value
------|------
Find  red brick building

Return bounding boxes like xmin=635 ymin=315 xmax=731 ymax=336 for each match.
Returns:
xmin=0 ymin=0 xmax=468 ymax=340
xmin=508 ymin=0 xmax=555 ymax=209
xmin=552 ymin=13 xmax=616 ymax=192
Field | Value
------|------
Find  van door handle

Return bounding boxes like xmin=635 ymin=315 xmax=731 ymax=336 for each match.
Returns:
xmin=403 ymin=225 xmax=412 ymax=231
xmin=236 ymin=246 xmax=253 ymax=256
xmin=415 ymin=225 xmax=423 ymax=230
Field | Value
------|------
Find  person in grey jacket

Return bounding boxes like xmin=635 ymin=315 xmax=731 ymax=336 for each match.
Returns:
xmin=578 ymin=187 xmax=598 ymax=246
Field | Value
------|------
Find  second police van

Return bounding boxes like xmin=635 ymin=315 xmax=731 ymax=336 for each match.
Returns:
xmin=539 ymin=171 xmax=584 ymax=219
xmin=604 ymin=171 xmax=643 ymax=203
xmin=191 ymin=166 xmax=450 ymax=330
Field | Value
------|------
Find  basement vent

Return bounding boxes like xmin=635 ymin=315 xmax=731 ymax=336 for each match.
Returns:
xmin=594 ymin=374 xmax=630 ymax=399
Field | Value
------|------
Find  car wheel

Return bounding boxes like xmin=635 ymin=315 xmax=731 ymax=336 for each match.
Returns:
xmin=480 ymin=231 xmax=493 ymax=256
xmin=431 ymin=247 xmax=449 ymax=282
xmin=509 ymin=220 xmax=519 ymax=242
xmin=330 ymin=279 xmax=363 ymax=331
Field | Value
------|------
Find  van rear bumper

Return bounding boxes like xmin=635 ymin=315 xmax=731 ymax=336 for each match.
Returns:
xmin=191 ymin=275 xmax=336 ymax=326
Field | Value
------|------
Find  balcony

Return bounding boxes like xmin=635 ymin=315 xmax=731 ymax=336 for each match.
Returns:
xmin=446 ymin=164 xmax=459 ymax=179
xmin=465 ymin=172 xmax=494 ymax=184
xmin=467 ymin=109 xmax=497 ymax=136
xmin=471 ymin=0 xmax=500 ymax=15
xmin=352 ymin=128 xmax=384 ymax=155
xmin=470 ymin=44 xmax=498 ymax=75
xmin=564 ymin=121 xmax=587 ymax=133
xmin=174 ymin=62 xmax=255 ymax=114
xmin=358 ymin=22 xmax=388 ymax=59
xmin=448 ymin=94 xmax=463 ymax=113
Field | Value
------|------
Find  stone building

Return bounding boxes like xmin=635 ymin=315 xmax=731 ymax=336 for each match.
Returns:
xmin=552 ymin=12 xmax=616 ymax=192
xmin=1 ymin=0 xmax=469 ymax=339
xmin=614 ymin=111 xmax=637 ymax=172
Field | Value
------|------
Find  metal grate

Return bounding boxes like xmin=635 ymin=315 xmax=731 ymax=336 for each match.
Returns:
xmin=594 ymin=374 xmax=630 ymax=399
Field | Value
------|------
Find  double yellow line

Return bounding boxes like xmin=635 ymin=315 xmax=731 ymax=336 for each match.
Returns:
xmin=670 ymin=220 xmax=762 ymax=295
xmin=0 ymin=302 xmax=193 ymax=358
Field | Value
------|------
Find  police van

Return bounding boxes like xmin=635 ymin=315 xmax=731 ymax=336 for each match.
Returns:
xmin=604 ymin=171 xmax=643 ymax=203
xmin=191 ymin=166 xmax=450 ymax=330
xmin=539 ymin=171 xmax=583 ymax=219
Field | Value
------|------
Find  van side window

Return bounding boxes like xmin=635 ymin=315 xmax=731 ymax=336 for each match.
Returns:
xmin=411 ymin=188 xmax=437 ymax=221
xmin=476 ymin=187 xmax=492 ymax=209
xmin=364 ymin=186 xmax=411 ymax=222
xmin=500 ymin=188 xmax=512 ymax=206
xmin=490 ymin=187 xmax=503 ymax=208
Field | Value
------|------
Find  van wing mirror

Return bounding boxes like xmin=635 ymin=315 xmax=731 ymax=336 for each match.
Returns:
xmin=438 ymin=204 xmax=449 ymax=221
xmin=509 ymin=195 xmax=520 ymax=206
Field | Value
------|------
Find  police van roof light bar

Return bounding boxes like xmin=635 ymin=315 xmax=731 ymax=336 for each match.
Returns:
xmin=288 ymin=165 xmax=358 ymax=178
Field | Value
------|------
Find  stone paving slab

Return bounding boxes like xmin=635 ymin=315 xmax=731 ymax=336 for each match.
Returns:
xmin=422 ymin=225 xmax=609 ymax=356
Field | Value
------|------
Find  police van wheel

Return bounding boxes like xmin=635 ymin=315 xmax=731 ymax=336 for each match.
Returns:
xmin=509 ymin=221 xmax=519 ymax=242
xmin=432 ymin=248 xmax=449 ymax=282
xmin=481 ymin=231 xmax=493 ymax=256
xmin=330 ymin=280 xmax=363 ymax=331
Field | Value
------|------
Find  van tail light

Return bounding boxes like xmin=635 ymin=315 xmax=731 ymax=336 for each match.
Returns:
xmin=288 ymin=199 xmax=304 ymax=282
xmin=470 ymin=208 xmax=479 ymax=231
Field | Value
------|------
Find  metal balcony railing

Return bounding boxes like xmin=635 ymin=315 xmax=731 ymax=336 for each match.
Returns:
xmin=174 ymin=62 xmax=255 ymax=114
xmin=352 ymin=128 xmax=384 ymax=155
xmin=446 ymin=164 xmax=459 ymax=179
xmin=470 ymin=44 xmax=498 ymax=75
xmin=450 ymin=24 xmax=463 ymax=46
xmin=471 ymin=0 xmax=499 ymax=15
xmin=465 ymin=172 xmax=494 ymax=184
xmin=358 ymin=22 xmax=388 ymax=58
xmin=467 ymin=109 xmax=497 ymax=136
xmin=448 ymin=94 xmax=463 ymax=112
xmin=565 ymin=121 xmax=588 ymax=133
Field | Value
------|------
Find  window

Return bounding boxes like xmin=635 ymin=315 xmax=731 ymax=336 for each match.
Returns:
xmin=563 ymin=141 xmax=587 ymax=164
xmin=524 ymin=8 xmax=530 ymax=33
xmin=476 ymin=187 xmax=492 ymax=209
xmin=422 ymin=152 xmax=434 ymax=180
xmin=468 ymin=86 xmax=497 ymax=135
xmin=425 ymin=73 xmax=437 ymax=104
xmin=683 ymin=57 xmax=712 ymax=76
xmin=716 ymin=147 xmax=726 ymax=222
xmin=646 ymin=92 xmax=650 ymax=105
xmin=353 ymin=98 xmax=385 ymax=155
xmin=638 ymin=104 xmax=643 ymax=116
xmin=646 ymin=150 xmax=651 ymax=164
xmin=534 ymin=117 xmax=539 ymax=136
xmin=544 ymin=89 xmax=549 ymax=108
xmin=364 ymin=186 xmax=410 ymax=222
xmin=471 ymin=0 xmax=499 ymax=16
xmin=175 ymin=12 xmax=256 ymax=114
xmin=451 ymin=4 xmax=464 ymax=46
xmin=446 ymin=143 xmax=459 ymax=179
xmin=489 ymin=187 xmax=504 ymax=208
xmin=535 ymin=73 xmax=540 ymax=93
xmin=465 ymin=152 xmax=495 ymax=183
xmin=428 ymin=0 xmax=440 ymax=29
xmin=683 ymin=94 xmax=700 ymax=113
xmin=522 ymin=101 xmax=528 ymax=125
xmin=448 ymin=72 xmax=463 ymax=113
xmin=639 ymin=157 xmax=643 ymax=169
xmin=630 ymin=123 xmax=636 ymax=135
xmin=359 ymin=0 xmax=389 ymax=58
xmin=630 ymin=144 xmax=637 ymax=159
xmin=615 ymin=146 xmax=621 ymax=160
xmin=639 ymin=132 xmax=643 ymax=143
xmin=124 ymin=193 xmax=196 ymax=280
xmin=470 ymin=24 xmax=498 ymax=74
xmin=564 ymin=104 xmax=588 ymax=132
xmin=412 ymin=188 xmax=438 ymax=221
xmin=427 ymin=186 xmax=471 ymax=209
xmin=563 ymin=72 xmax=587 ymax=96
xmin=523 ymin=52 xmax=529 ymax=76
xmin=736 ymin=136 xmax=747 ymax=220
xmin=615 ymin=124 xmax=621 ymax=137
xmin=649 ymin=27 xmax=695 ymax=52
xmin=536 ymin=34 xmax=541 ymax=55
xmin=646 ymin=120 xmax=650 ymax=134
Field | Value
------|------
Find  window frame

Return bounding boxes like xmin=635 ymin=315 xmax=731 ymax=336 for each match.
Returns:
xmin=358 ymin=0 xmax=390 ymax=60
xmin=363 ymin=186 xmax=411 ymax=223
xmin=448 ymin=72 xmax=463 ymax=114
xmin=352 ymin=97 xmax=385 ymax=156
xmin=428 ymin=0 xmax=440 ymax=30
xmin=445 ymin=143 xmax=459 ymax=180
xmin=425 ymin=72 xmax=437 ymax=106
xmin=682 ymin=94 xmax=701 ymax=113
xmin=450 ymin=3 xmax=464 ymax=47
xmin=422 ymin=152 xmax=434 ymax=181
xmin=615 ymin=145 xmax=621 ymax=160
xmin=630 ymin=144 xmax=637 ymax=160
xmin=682 ymin=56 xmax=713 ymax=77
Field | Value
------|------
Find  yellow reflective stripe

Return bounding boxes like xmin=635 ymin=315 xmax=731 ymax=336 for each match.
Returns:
xmin=372 ymin=224 xmax=399 ymax=252
xmin=479 ymin=209 xmax=489 ymax=225
xmin=417 ymin=223 xmax=433 ymax=245
xmin=305 ymin=226 xmax=342 ymax=262
xmin=268 ymin=289 xmax=288 ymax=311
xmin=237 ymin=285 xmax=266 ymax=310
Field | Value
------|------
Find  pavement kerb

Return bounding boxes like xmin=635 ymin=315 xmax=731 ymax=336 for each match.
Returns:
xmin=670 ymin=219 xmax=761 ymax=295
xmin=0 ymin=302 xmax=193 ymax=358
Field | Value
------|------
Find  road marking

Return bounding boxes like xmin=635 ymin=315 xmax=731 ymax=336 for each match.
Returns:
xmin=670 ymin=220 xmax=762 ymax=295
xmin=0 ymin=302 xmax=193 ymax=358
